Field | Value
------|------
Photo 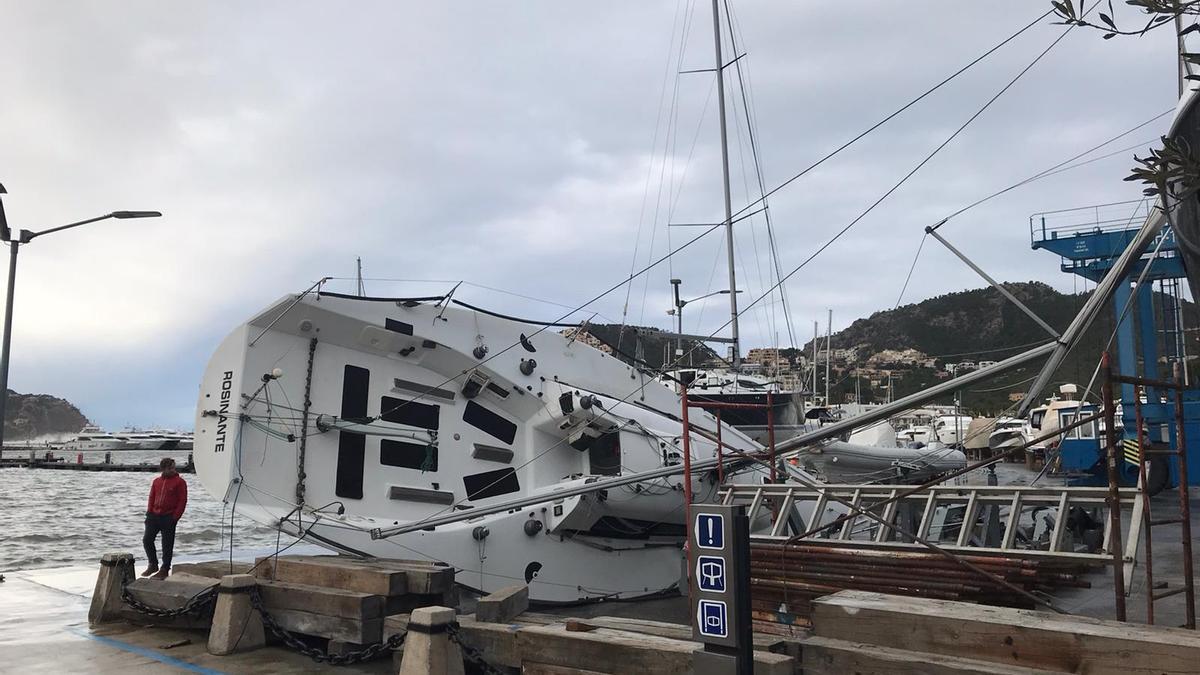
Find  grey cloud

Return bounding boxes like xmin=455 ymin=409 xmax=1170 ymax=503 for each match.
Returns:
xmin=0 ymin=0 xmax=1178 ymax=427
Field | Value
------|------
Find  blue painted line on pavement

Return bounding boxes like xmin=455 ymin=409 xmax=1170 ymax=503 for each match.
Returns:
xmin=65 ymin=626 xmax=226 ymax=674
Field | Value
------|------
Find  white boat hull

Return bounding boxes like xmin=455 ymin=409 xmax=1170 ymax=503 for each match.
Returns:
xmin=194 ymin=293 xmax=777 ymax=602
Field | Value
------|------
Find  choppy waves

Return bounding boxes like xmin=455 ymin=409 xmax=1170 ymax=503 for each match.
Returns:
xmin=0 ymin=467 xmax=291 ymax=571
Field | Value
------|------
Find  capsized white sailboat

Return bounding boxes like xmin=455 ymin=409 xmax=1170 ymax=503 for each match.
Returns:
xmin=194 ymin=292 xmax=775 ymax=602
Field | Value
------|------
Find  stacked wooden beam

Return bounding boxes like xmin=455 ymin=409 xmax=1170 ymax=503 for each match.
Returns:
xmin=803 ymin=590 xmax=1200 ymax=675
xmin=749 ymin=542 xmax=1094 ymax=630
xmin=174 ymin=554 xmax=454 ymax=651
xmin=386 ymin=609 xmax=798 ymax=674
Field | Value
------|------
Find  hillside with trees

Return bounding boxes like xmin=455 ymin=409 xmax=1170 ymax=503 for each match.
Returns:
xmin=2 ymin=390 xmax=89 ymax=440
xmin=802 ymin=282 xmax=1197 ymax=414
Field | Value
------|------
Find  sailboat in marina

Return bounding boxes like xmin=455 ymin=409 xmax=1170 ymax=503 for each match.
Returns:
xmin=193 ymin=5 xmax=1185 ymax=603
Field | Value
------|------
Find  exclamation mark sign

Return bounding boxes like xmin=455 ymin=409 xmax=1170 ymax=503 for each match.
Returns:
xmin=707 ymin=517 xmax=715 ymax=544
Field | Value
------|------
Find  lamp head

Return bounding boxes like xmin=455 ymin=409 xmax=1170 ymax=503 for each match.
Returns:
xmin=111 ymin=210 xmax=162 ymax=219
xmin=0 ymin=182 xmax=9 ymax=242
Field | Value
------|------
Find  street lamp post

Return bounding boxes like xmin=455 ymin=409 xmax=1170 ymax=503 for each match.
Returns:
xmin=0 ymin=183 xmax=160 ymax=454
xmin=667 ymin=279 xmax=739 ymax=367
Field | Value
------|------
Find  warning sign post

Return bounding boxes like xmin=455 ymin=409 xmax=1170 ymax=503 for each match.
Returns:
xmin=689 ymin=503 xmax=752 ymax=674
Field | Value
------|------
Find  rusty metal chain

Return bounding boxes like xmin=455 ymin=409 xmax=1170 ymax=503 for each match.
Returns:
xmin=447 ymin=622 xmax=507 ymax=675
xmin=295 ymin=336 xmax=318 ymax=506
xmin=119 ymin=561 xmax=217 ymax=618
xmin=248 ymin=586 xmax=403 ymax=665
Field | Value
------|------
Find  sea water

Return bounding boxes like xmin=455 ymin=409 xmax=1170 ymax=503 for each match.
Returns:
xmin=0 ymin=450 xmax=292 ymax=571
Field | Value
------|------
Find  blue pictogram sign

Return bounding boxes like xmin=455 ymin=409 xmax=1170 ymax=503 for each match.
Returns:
xmin=696 ymin=555 xmax=726 ymax=593
xmin=697 ymin=599 xmax=728 ymax=639
xmin=696 ymin=513 xmax=724 ymax=549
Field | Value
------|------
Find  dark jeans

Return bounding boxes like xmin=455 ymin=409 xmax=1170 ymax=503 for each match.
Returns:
xmin=143 ymin=513 xmax=177 ymax=570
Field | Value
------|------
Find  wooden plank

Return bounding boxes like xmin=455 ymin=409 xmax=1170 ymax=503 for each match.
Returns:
xmin=385 ymin=612 xmax=542 ymax=668
xmin=383 ymin=613 xmax=410 ymax=642
xmin=522 ymin=662 xmax=607 ymax=675
xmin=266 ymin=607 xmax=383 ymax=644
xmin=515 ymin=624 xmax=793 ymax=675
xmin=812 ymin=590 xmax=1200 ymax=674
xmin=516 ymin=624 xmax=695 ymax=674
xmin=257 ymin=579 xmax=384 ymax=620
xmin=800 ymin=636 xmax=1060 ymax=675
xmin=384 ymin=592 xmax=449 ymax=616
xmin=506 ymin=612 xmax=563 ymax=626
xmin=563 ymin=616 xmax=785 ymax=652
xmin=254 ymin=556 xmax=406 ymax=595
xmin=476 ymin=584 xmax=529 ymax=623
xmin=350 ymin=558 xmax=455 ymax=594
xmin=170 ymin=561 xmax=254 ymax=579
xmin=456 ymin=614 xmax=527 ymax=668
xmin=752 ymin=619 xmax=808 ymax=639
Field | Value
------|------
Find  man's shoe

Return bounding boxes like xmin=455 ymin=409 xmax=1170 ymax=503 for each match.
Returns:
xmin=140 ymin=567 xmax=159 ymax=577
xmin=151 ymin=569 xmax=170 ymax=580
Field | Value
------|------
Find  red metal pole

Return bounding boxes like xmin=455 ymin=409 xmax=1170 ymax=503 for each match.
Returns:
xmin=1101 ymin=351 xmax=1128 ymax=622
xmin=1173 ymin=362 xmax=1196 ymax=629
xmin=768 ymin=392 xmax=776 ymax=485
xmin=716 ymin=409 xmax=724 ymax=483
xmin=681 ymin=384 xmax=694 ymax=542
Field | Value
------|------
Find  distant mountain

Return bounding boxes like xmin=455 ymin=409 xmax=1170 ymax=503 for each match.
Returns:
xmin=3 ymin=390 xmax=89 ymax=440
xmin=803 ymin=282 xmax=1197 ymax=414
xmin=581 ymin=324 xmax=720 ymax=369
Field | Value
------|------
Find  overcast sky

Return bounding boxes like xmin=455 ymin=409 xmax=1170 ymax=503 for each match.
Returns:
xmin=0 ymin=1 xmax=1179 ymax=429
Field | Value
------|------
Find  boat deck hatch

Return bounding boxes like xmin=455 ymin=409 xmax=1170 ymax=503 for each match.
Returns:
xmin=463 ymin=468 xmax=520 ymax=501
xmin=463 ymin=401 xmax=516 ymax=444
xmin=381 ymin=439 xmax=438 ymax=471
xmin=380 ymin=396 xmax=440 ymax=430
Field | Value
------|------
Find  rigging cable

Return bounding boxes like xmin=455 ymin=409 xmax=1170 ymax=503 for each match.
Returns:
xmin=621 ymin=0 xmax=692 ymax=348
xmin=638 ymin=0 xmax=706 ymax=329
xmin=676 ymin=1 xmax=1102 ymax=365
xmin=894 ymin=232 xmax=928 ymax=310
xmin=342 ymin=5 xmax=1082 ymax=437
xmin=935 ymin=109 xmax=1172 ymax=228
xmin=724 ymin=0 xmax=797 ymax=350
xmin=722 ymin=6 xmax=1058 ymax=226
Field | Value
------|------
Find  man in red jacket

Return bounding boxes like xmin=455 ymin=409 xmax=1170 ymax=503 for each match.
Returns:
xmin=142 ymin=457 xmax=187 ymax=580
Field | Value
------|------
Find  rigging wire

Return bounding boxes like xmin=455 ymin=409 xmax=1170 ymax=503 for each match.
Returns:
xmin=894 ymin=233 xmax=928 ymax=310
xmin=722 ymin=6 xmax=1058 ymax=226
xmin=621 ymin=0 xmax=692 ymax=345
xmin=935 ymin=109 xmax=1172 ymax=228
xmin=688 ymin=1 xmax=1099 ymax=363
xmin=638 ymin=1 xmax=706 ymax=329
xmin=724 ymin=0 xmax=797 ymax=351
xmin=640 ymin=75 xmax=717 ymax=328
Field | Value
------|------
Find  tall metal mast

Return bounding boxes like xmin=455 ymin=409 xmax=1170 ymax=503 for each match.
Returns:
xmin=825 ymin=309 xmax=832 ymax=405
xmin=711 ymin=0 xmax=740 ymax=369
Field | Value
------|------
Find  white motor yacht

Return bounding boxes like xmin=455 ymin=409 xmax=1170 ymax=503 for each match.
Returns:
xmin=62 ymin=426 xmax=138 ymax=452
